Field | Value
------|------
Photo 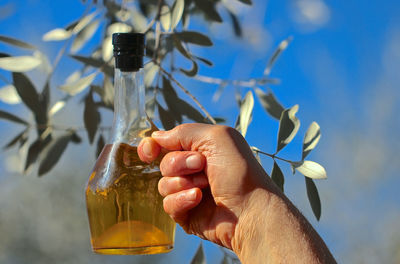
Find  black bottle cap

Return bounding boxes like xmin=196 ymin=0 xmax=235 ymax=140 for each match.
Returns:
xmin=112 ymin=33 xmax=145 ymax=72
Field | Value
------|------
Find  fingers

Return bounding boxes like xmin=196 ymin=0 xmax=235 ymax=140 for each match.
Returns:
xmin=137 ymin=137 xmax=161 ymax=163
xmin=160 ymin=151 xmax=206 ymax=177
xmin=151 ymin=123 xmax=214 ymax=151
xmin=163 ymin=188 xmax=202 ymax=223
xmin=158 ymin=173 xmax=208 ymax=197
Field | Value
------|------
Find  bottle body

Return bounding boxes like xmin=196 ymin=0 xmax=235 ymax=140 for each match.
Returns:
xmin=85 ymin=68 xmax=175 ymax=255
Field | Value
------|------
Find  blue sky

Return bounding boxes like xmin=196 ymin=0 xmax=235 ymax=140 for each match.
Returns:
xmin=0 ymin=0 xmax=400 ymax=263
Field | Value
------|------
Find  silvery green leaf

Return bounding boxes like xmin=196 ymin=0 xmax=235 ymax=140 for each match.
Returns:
xmin=60 ymin=72 xmax=97 ymax=96
xmin=0 ymin=35 xmax=36 ymax=49
xmin=0 ymin=110 xmax=28 ymax=125
xmin=237 ymin=0 xmax=252 ymax=4
xmin=0 ymin=56 xmax=41 ymax=72
xmin=271 ymin=161 xmax=284 ymax=192
xmin=72 ymin=11 xmax=97 ymax=34
xmin=276 ymin=105 xmax=300 ymax=153
xmin=305 ymin=177 xmax=321 ymax=220
xmin=194 ymin=0 xmax=222 ymax=23
xmin=48 ymin=100 xmax=66 ymax=116
xmin=171 ymin=0 xmax=184 ymax=30
xmin=3 ymin=128 xmax=29 ymax=149
xmin=38 ymin=132 xmax=73 ymax=176
xmin=176 ymin=31 xmax=213 ymax=46
xmin=157 ymin=101 xmax=176 ymax=130
xmin=160 ymin=5 xmax=171 ymax=32
xmin=264 ymin=36 xmax=293 ymax=75
xmin=84 ymin=91 xmax=101 ymax=144
xmin=292 ymin=160 xmax=327 ymax=179
xmin=102 ymin=35 xmax=113 ymax=61
xmin=228 ymin=10 xmax=242 ymax=37
xmin=103 ymin=76 xmax=114 ymax=107
xmin=106 ymin=22 xmax=132 ymax=36
xmin=180 ymin=60 xmax=198 ymax=77
xmin=255 ymin=87 xmax=284 ymax=120
xmin=302 ymin=121 xmax=321 ymax=160
xmin=130 ymin=8 xmax=148 ymax=32
xmin=70 ymin=19 xmax=100 ymax=53
xmin=191 ymin=243 xmax=206 ymax=264
xmin=144 ymin=62 xmax=159 ymax=87
xmin=42 ymin=28 xmax=72 ymax=41
xmin=70 ymin=55 xmax=113 ymax=76
xmin=65 ymin=70 xmax=82 ymax=84
xmin=12 ymin=72 xmax=41 ymax=115
xmin=239 ymin=91 xmax=254 ymax=137
xmin=0 ymin=84 xmax=21 ymax=104
xmin=212 ymin=82 xmax=227 ymax=102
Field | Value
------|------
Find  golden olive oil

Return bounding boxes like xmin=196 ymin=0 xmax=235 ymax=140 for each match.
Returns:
xmin=86 ymin=143 xmax=175 ymax=255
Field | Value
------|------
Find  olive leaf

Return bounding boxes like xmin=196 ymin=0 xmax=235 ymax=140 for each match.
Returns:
xmin=271 ymin=161 xmax=284 ymax=192
xmin=12 ymin=72 xmax=41 ymax=115
xmin=0 ymin=56 xmax=42 ymax=72
xmin=70 ymin=55 xmax=113 ymax=76
xmin=305 ymin=177 xmax=321 ymax=220
xmin=3 ymin=128 xmax=29 ymax=149
xmin=237 ymin=0 xmax=252 ymax=4
xmin=228 ymin=10 xmax=242 ymax=37
xmin=71 ymin=11 xmax=97 ymax=34
xmin=38 ymin=132 xmax=73 ymax=176
xmin=292 ymin=160 xmax=327 ymax=179
xmin=0 ymin=110 xmax=28 ymax=125
xmin=162 ymin=76 xmax=182 ymax=123
xmin=177 ymin=99 xmax=205 ymax=123
xmin=302 ymin=121 xmax=321 ymax=160
xmin=157 ymin=101 xmax=176 ymax=130
xmin=180 ymin=60 xmax=198 ymax=77
xmin=0 ymin=84 xmax=21 ymax=104
xmin=160 ymin=5 xmax=171 ymax=32
xmin=255 ymin=87 xmax=284 ymax=120
xmin=84 ymin=91 xmax=101 ymax=144
xmin=24 ymin=136 xmax=51 ymax=172
xmin=42 ymin=28 xmax=72 ymax=41
xmin=71 ymin=19 xmax=100 ymax=53
xmin=59 ymin=72 xmax=97 ymax=95
xmin=0 ymin=35 xmax=36 ymax=49
xmin=194 ymin=0 xmax=222 ymax=23
xmin=144 ymin=62 xmax=159 ymax=87
xmin=239 ymin=91 xmax=254 ymax=137
xmin=171 ymin=0 xmax=184 ymax=30
xmin=191 ymin=243 xmax=206 ymax=264
xmin=264 ymin=36 xmax=293 ymax=75
xmin=49 ymin=100 xmax=66 ymax=116
xmin=176 ymin=31 xmax=213 ymax=46
xmin=276 ymin=105 xmax=300 ymax=153
xmin=96 ymin=133 xmax=105 ymax=158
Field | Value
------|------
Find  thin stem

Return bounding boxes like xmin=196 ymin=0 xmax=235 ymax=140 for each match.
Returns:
xmin=253 ymin=148 xmax=293 ymax=164
xmin=156 ymin=63 xmax=217 ymax=125
xmin=194 ymin=74 xmax=280 ymax=88
xmin=29 ymin=123 xmax=111 ymax=132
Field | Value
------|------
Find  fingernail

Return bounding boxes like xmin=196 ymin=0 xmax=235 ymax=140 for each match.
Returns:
xmin=186 ymin=155 xmax=201 ymax=169
xmin=186 ymin=189 xmax=197 ymax=201
xmin=142 ymin=140 xmax=152 ymax=157
xmin=152 ymin=131 xmax=165 ymax=138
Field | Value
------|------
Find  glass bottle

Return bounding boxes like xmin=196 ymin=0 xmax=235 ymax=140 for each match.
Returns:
xmin=85 ymin=33 xmax=175 ymax=255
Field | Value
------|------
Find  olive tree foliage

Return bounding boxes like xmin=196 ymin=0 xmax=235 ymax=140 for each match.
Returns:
xmin=0 ymin=0 xmax=326 ymax=262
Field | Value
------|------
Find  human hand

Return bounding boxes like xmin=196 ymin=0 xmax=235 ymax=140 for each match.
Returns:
xmin=137 ymin=123 xmax=277 ymax=250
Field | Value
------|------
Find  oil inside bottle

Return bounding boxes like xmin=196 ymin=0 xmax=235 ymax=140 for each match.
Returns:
xmin=86 ymin=143 xmax=175 ymax=255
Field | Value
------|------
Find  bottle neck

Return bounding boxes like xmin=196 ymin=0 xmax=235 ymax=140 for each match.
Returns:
xmin=111 ymin=68 xmax=149 ymax=145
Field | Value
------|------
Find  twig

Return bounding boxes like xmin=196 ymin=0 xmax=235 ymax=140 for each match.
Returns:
xmin=156 ymin=63 xmax=217 ymax=125
xmin=194 ymin=74 xmax=280 ymax=88
xmin=28 ymin=123 xmax=111 ymax=132
xmin=252 ymin=147 xmax=293 ymax=164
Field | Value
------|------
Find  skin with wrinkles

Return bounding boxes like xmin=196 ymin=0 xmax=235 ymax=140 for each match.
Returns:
xmin=137 ymin=123 xmax=336 ymax=264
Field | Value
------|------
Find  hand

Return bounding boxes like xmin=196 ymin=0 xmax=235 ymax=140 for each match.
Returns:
xmin=137 ymin=124 xmax=276 ymax=249
xmin=137 ymin=123 xmax=336 ymax=264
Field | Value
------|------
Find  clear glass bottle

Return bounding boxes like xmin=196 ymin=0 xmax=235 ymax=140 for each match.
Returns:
xmin=85 ymin=33 xmax=175 ymax=255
